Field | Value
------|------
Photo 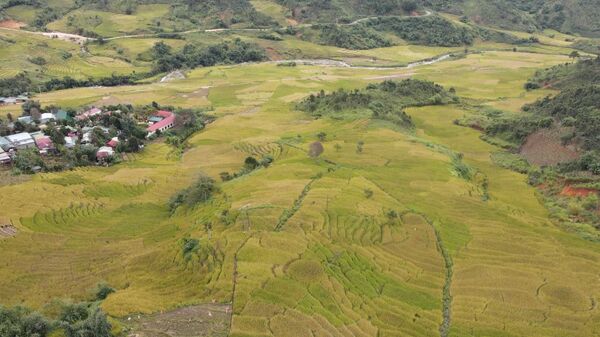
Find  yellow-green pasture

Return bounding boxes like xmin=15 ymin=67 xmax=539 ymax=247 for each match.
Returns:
xmin=250 ymin=0 xmax=290 ymax=26
xmin=47 ymin=4 xmax=177 ymax=38
xmin=0 ymin=29 xmax=148 ymax=80
xmin=0 ymin=49 xmax=599 ymax=337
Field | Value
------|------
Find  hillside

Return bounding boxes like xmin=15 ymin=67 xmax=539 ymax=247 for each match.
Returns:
xmin=0 ymin=1 xmax=599 ymax=337
xmin=2 ymin=0 xmax=600 ymax=38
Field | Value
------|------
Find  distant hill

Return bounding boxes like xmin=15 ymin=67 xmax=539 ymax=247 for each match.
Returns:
xmin=2 ymin=0 xmax=599 ymax=37
xmin=276 ymin=0 xmax=600 ymax=37
xmin=480 ymin=57 xmax=600 ymax=174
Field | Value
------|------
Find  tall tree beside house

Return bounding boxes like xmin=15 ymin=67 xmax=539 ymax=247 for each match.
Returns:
xmin=13 ymin=149 xmax=45 ymax=174
xmin=22 ymin=101 xmax=41 ymax=116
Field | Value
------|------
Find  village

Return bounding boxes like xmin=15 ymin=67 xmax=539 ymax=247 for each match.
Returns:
xmin=0 ymin=98 xmax=176 ymax=172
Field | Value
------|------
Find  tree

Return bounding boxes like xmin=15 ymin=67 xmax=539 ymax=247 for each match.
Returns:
xmin=95 ymin=283 xmax=115 ymax=301
xmin=401 ymin=0 xmax=417 ymax=13
xmin=22 ymin=100 xmax=41 ymax=116
xmin=61 ymin=305 xmax=111 ymax=337
xmin=356 ymin=140 xmax=364 ymax=153
xmin=317 ymin=132 xmax=327 ymax=141
xmin=244 ymin=156 xmax=260 ymax=170
xmin=0 ymin=306 xmax=50 ymax=337
xmin=13 ymin=149 xmax=45 ymax=174
xmin=219 ymin=171 xmax=233 ymax=181
xmin=151 ymin=41 xmax=172 ymax=59
xmin=185 ymin=175 xmax=216 ymax=206
xmin=334 ymin=143 xmax=342 ymax=152
xmin=569 ymin=51 xmax=580 ymax=60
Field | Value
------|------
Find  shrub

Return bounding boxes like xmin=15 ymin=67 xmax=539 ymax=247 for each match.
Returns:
xmin=356 ymin=140 xmax=364 ymax=153
xmin=95 ymin=283 xmax=115 ymax=301
xmin=185 ymin=176 xmax=216 ymax=206
xmin=181 ymin=237 xmax=200 ymax=259
xmin=0 ymin=306 xmax=51 ymax=337
xmin=29 ymin=57 xmax=47 ymax=66
xmin=61 ymin=305 xmax=111 ymax=337
xmin=451 ymin=153 xmax=473 ymax=180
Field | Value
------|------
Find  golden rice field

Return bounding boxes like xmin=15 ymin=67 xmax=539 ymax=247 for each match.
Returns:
xmin=0 ymin=40 xmax=599 ymax=337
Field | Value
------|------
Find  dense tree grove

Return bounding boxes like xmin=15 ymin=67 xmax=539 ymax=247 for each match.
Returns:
xmin=0 ymin=303 xmax=111 ymax=337
xmin=151 ymin=39 xmax=266 ymax=73
xmin=316 ymin=24 xmax=391 ymax=50
xmin=0 ymin=73 xmax=143 ymax=96
xmin=297 ymin=79 xmax=456 ymax=128
xmin=367 ymin=16 xmax=474 ymax=46
xmin=0 ymin=73 xmax=32 ymax=96
xmin=276 ymin=0 xmax=420 ymax=22
xmin=169 ymin=175 xmax=217 ymax=212
xmin=0 ymin=305 xmax=50 ymax=337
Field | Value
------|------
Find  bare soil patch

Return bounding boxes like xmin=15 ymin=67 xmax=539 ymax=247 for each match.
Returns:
xmin=0 ymin=169 xmax=32 ymax=187
xmin=0 ymin=224 xmax=17 ymax=238
xmin=520 ymin=128 xmax=580 ymax=166
xmin=126 ymin=304 xmax=231 ymax=337
xmin=560 ymin=185 xmax=597 ymax=198
xmin=264 ymin=47 xmax=283 ymax=61
xmin=0 ymin=20 xmax=26 ymax=29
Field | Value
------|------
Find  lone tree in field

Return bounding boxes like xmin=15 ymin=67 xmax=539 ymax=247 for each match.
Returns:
xmin=317 ymin=132 xmax=327 ymax=141
xmin=569 ymin=51 xmax=580 ymax=61
xmin=308 ymin=141 xmax=324 ymax=158
xmin=356 ymin=140 xmax=364 ymax=153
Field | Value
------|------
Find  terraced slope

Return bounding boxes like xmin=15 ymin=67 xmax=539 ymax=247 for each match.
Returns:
xmin=0 ymin=47 xmax=599 ymax=337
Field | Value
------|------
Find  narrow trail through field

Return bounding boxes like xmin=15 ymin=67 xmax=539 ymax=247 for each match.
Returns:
xmin=405 ymin=212 xmax=454 ymax=337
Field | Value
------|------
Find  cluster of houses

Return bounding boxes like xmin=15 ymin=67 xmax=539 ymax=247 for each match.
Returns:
xmin=0 ymin=106 xmax=175 ymax=167
xmin=0 ymin=95 xmax=29 ymax=105
xmin=0 ymin=131 xmax=56 ymax=165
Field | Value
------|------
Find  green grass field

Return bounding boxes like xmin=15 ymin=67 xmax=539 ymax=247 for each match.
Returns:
xmin=1 ymin=44 xmax=599 ymax=337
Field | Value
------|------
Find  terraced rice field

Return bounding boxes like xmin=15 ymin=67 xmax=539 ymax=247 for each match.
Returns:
xmin=0 ymin=29 xmax=147 ymax=80
xmin=47 ymin=4 xmax=174 ymax=37
xmin=0 ymin=47 xmax=599 ymax=337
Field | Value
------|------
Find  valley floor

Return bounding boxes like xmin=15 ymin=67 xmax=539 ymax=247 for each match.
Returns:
xmin=0 ymin=50 xmax=599 ymax=337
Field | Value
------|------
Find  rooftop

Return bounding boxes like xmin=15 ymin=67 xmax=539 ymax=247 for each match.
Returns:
xmin=147 ymin=111 xmax=175 ymax=133
xmin=6 ymin=132 xmax=34 ymax=143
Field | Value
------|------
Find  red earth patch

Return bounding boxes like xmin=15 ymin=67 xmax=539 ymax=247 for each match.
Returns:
xmin=560 ymin=185 xmax=597 ymax=197
xmin=0 ymin=19 xmax=26 ymax=29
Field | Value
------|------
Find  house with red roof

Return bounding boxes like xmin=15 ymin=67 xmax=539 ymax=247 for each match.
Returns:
xmin=76 ymin=107 xmax=102 ymax=121
xmin=35 ymin=136 xmax=54 ymax=155
xmin=106 ymin=137 xmax=119 ymax=148
xmin=96 ymin=146 xmax=115 ymax=161
xmin=146 ymin=110 xmax=175 ymax=137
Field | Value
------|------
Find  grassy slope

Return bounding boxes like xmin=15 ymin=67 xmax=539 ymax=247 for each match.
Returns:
xmin=0 ymin=29 xmax=149 ymax=80
xmin=0 ymin=47 xmax=599 ymax=337
xmin=46 ymin=4 xmax=176 ymax=37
